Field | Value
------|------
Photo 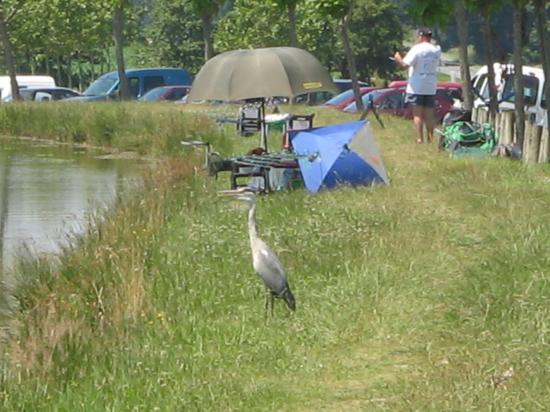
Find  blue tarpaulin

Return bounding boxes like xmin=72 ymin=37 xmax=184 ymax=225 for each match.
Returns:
xmin=290 ymin=120 xmax=389 ymax=193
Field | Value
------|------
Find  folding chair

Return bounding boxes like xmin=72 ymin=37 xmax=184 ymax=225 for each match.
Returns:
xmin=282 ymin=114 xmax=315 ymax=150
xmin=237 ymin=103 xmax=263 ymax=136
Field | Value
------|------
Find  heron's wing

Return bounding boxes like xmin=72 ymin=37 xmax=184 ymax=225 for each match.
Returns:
xmin=252 ymin=240 xmax=288 ymax=294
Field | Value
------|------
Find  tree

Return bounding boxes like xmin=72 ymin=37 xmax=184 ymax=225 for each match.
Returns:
xmin=189 ymin=0 xmax=223 ymax=61
xmin=272 ymin=0 xmax=301 ymax=47
xmin=0 ymin=0 xmax=25 ymax=101
xmin=349 ymin=0 xmax=404 ymax=82
xmin=467 ymin=0 xmax=508 ymax=124
xmin=112 ymin=0 xmax=130 ymax=99
xmin=454 ymin=0 xmax=474 ymax=110
xmin=140 ymin=0 xmax=204 ymax=74
xmin=214 ymin=0 xmax=289 ymax=51
xmin=312 ymin=0 xmax=364 ymax=110
xmin=215 ymin=0 xmax=403 ymax=83
xmin=534 ymin=0 xmax=550 ymax=132
xmin=4 ymin=0 xmax=116 ymax=90
xmin=511 ymin=0 xmax=528 ymax=146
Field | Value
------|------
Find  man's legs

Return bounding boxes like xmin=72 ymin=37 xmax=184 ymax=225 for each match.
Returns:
xmin=424 ymin=106 xmax=436 ymax=143
xmin=412 ymin=105 xmax=424 ymax=143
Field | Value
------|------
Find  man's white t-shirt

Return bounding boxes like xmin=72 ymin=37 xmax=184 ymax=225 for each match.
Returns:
xmin=403 ymin=42 xmax=441 ymax=95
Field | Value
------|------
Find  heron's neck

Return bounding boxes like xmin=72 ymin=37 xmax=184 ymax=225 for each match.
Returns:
xmin=247 ymin=203 xmax=259 ymax=244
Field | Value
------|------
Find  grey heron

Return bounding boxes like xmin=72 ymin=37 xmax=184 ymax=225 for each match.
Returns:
xmin=219 ymin=188 xmax=296 ymax=315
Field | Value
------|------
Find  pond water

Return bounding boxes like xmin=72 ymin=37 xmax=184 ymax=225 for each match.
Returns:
xmin=0 ymin=138 xmax=140 ymax=273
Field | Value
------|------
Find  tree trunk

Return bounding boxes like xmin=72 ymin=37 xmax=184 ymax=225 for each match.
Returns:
xmin=30 ymin=56 xmax=35 ymax=75
xmin=288 ymin=2 xmax=298 ymax=47
xmin=535 ymin=0 xmax=550 ymax=132
xmin=454 ymin=0 xmax=473 ymax=111
xmin=78 ymin=61 xmax=83 ymax=92
xmin=202 ymin=14 xmax=214 ymax=61
xmin=67 ymin=56 xmax=73 ymax=88
xmin=340 ymin=3 xmax=363 ymax=111
xmin=512 ymin=4 xmax=525 ymax=147
xmin=481 ymin=8 xmax=498 ymax=125
xmin=56 ymin=55 xmax=62 ymax=86
xmin=0 ymin=9 xmax=19 ymax=102
xmin=113 ymin=3 xmax=130 ymax=100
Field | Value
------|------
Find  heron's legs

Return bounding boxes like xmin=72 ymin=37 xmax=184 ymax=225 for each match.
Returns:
xmin=264 ymin=288 xmax=276 ymax=319
xmin=264 ymin=288 xmax=270 ymax=320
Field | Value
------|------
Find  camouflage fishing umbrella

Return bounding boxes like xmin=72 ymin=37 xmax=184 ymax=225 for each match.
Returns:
xmin=187 ymin=46 xmax=337 ymax=102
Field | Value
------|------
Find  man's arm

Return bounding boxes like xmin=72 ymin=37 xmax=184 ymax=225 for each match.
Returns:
xmin=393 ymin=51 xmax=409 ymax=69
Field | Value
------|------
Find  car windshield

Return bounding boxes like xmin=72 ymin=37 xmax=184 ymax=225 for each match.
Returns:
xmin=84 ymin=76 xmax=118 ymax=96
xmin=502 ymin=74 xmax=540 ymax=105
xmin=19 ymin=89 xmax=34 ymax=100
xmin=361 ymin=90 xmax=386 ymax=105
xmin=324 ymin=90 xmax=354 ymax=105
xmin=140 ymin=87 xmax=167 ymax=101
xmin=344 ymin=90 xmax=390 ymax=112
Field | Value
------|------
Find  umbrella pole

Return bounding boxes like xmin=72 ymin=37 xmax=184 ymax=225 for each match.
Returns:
xmin=260 ymin=100 xmax=268 ymax=152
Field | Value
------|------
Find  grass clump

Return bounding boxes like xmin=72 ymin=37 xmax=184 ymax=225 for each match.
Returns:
xmin=0 ymin=104 xmax=549 ymax=410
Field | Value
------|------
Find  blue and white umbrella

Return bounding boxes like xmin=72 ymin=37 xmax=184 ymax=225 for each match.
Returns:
xmin=290 ymin=120 xmax=389 ymax=193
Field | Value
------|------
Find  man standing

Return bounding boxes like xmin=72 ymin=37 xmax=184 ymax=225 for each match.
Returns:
xmin=394 ymin=28 xmax=441 ymax=143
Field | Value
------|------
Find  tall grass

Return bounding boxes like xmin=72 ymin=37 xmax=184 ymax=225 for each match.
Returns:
xmin=0 ymin=104 xmax=549 ymax=410
xmin=0 ymin=102 xmax=231 ymax=156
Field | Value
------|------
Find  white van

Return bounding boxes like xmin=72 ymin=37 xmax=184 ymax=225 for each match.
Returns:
xmin=0 ymin=75 xmax=56 ymax=102
xmin=471 ymin=64 xmax=546 ymax=127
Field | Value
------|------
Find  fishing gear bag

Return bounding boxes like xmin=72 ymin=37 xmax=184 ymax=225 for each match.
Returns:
xmin=439 ymin=121 xmax=497 ymax=157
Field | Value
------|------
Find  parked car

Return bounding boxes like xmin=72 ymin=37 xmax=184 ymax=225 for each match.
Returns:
xmin=291 ymin=90 xmax=336 ymax=105
xmin=290 ymin=78 xmax=370 ymax=106
xmin=343 ymin=86 xmax=456 ymax=122
xmin=388 ymin=80 xmax=463 ymax=100
xmin=0 ymin=75 xmax=56 ymax=102
xmin=65 ymin=68 xmax=192 ymax=102
xmin=20 ymin=87 xmax=81 ymax=101
xmin=333 ymin=78 xmax=370 ymax=92
xmin=471 ymin=64 xmax=546 ymax=127
xmin=323 ymin=86 xmax=380 ymax=110
xmin=139 ymin=85 xmax=191 ymax=102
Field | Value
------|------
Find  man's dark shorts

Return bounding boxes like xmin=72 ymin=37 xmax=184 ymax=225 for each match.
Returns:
xmin=405 ymin=93 xmax=435 ymax=108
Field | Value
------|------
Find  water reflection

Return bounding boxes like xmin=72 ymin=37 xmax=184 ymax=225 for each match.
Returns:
xmin=0 ymin=138 xmax=139 ymax=273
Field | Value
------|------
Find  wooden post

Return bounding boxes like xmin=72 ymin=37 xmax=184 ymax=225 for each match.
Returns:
xmin=472 ymin=107 xmax=479 ymax=123
xmin=523 ymin=120 xmax=542 ymax=164
xmin=500 ymin=111 xmax=515 ymax=145
xmin=496 ymin=112 xmax=504 ymax=142
xmin=479 ymin=108 xmax=489 ymax=124
xmin=539 ymin=127 xmax=549 ymax=163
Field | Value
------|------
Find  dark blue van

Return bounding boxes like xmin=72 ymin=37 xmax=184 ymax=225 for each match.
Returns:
xmin=66 ymin=68 xmax=192 ymax=102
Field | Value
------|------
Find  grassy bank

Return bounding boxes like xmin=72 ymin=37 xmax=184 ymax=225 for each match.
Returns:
xmin=0 ymin=102 xmax=232 ymax=156
xmin=1 ymin=103 xmax=550 ymax=410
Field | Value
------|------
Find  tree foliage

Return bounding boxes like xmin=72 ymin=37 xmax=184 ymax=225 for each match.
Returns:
xmin=349 ymin=0 xmax=404 ymax=81
xmin=214 ymin=0 xmax=403 ymax=81
xmin=138 ymin=0 xmax=204 ymax=73
xmin=9 ymin=0 xmax=532 ymax=91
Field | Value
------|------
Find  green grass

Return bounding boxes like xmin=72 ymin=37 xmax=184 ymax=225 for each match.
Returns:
xmin=0 ymin=104 xmax=550 ymax=410
xmin=0 ymin=102 xmax=232 ymax=156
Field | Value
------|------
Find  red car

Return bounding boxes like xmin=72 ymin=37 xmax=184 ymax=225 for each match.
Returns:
xmin=138 ymin=85 xmax=191 ymax=102
xmin=323 ymin=86 xmax=380 ymax=110
xmin=388 ymin=80 xmax=463 ymax=100
xmin=343 ymin=85 xmax=460 ymax=122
